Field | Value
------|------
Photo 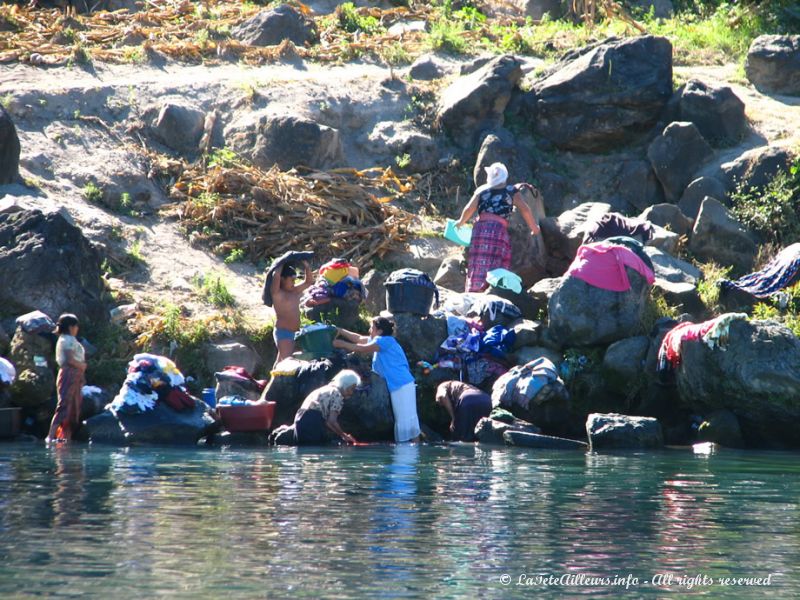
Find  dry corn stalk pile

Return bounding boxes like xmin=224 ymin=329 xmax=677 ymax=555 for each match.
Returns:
xmin=168 ymin=162 xmax=419 ymax=269
xmin=0 ymin=1 xmax=471 ymax=66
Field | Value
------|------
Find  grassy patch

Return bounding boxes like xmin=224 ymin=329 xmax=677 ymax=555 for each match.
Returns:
xmin=426 ymin=19 xmax=468 ymax=54
xmin=83 ymin=181 xmax=103 ymax=203
xmin=752 ymin=281 xmax=800 ymax=337
xmin=641 ymin=289 xmax=680 ymax=332
xmin=696 ymin=262 xmax=733 ymax=313
xmin=336 ymin=2 xmax=382 ymax=34
xmin=193 ymin=273 xmax=236 ymax=308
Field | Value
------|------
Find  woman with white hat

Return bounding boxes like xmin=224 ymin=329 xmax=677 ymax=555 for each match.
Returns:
xmin=455 ymin=162 xmax=541 ymax=292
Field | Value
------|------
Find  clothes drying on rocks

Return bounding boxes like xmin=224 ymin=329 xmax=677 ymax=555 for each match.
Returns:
xmin=491 ymin=357 xmax=561 ymax=412
xmin=602 ymin=236 xmax=654 ymax=272
xmin=302 ymin=276 xmax=366 ymax=308
xmin=215 ymin=366 xmax=265 ymax=401
xmin=657 ymin=313 xmax=749 ymax=371
xmin=566 ymin=241 xmax=655 ymax=292
xmin=108 ymin=354 xmax=190 ymax=414
xmin=15 ymin=311 xmax=55 ymax=334
xmin=0 ymin=357 xmax=15 ymax=384
xmin=486 ymin=268 xmax=523 ymax=294
xmin=470 ymin=294 xmax=522 ymax=324
xmin=582 ymin=212 xmax=655 ymax=244
xmin=719 ymin=243 xmax=800 ymax=298
xmin=318 ymin=259 xmax=352 ymax=284
xmin=217 ymin=395 xmax=262 ymax=406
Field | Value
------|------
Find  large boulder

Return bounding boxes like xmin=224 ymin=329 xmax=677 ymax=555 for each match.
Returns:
xmin=527 ymin=276 xmax=561 ymax=315
xmin=676 ymin=319 xmax=800 ymax=447
xmin=608 ymin=159 xmax=665 ymax=214
xmin=745 ymin=35 xmax=800 ymax=96
xmin=639 ymin=203 xmax=693 ymax=238
xmin=653 ymin=279 xmax=703 ymax=316
xmin=718 ymin=145 xmax=795 ymax=194
xmin=0 ymin=209 xmax=107 ymax=325
xmin=364 ymin=121 xmax=439 ymax=173
xmin=511 ymin=0 xmax=565 ymax=19
xmin=265 ymin=357 xmax=342 ymax=427
xmin=409 ymin=54 xmax=450 ymax=81
xmin=697 ymin=409 xmax=744 ymax=448
xmin=226 ymin=113 xmax=343 ymax=171
xmin=586 ymin=412 xmax=664 ymax=449
xmin=0 ymin=103 xmax=20 ymax=184
xmin=84 ymin=402 xmax=216 ymax=446
xmin=433 ymin=257 xmax=465 ymax=293
xmin=678 ymin=79 xmax=746 ymax=147
xmin=474 ymin=415 xmax=541 ymax=445
xmin=602 ymin=335 xmax=649 ymax=394
xmin=473 ymin=128 xmax=534 ymax=187
xmin=678 ymin=176 xmax=728 ymax=219
xmin=437 ymin=55 xmax=523 ymax=148
xmin=547 ymin=270 xmax=650 ymax=347
xmin=231 ymin=5 xmax=317 ymax=47
xmin=647 ymin=122 xmax=713 ymax=203
xmin=511 ymin=345 xmax=562 ymax=368
xmin=689 ymin=197 xmax=756 ymax=273
xmin=528 ymin=36 xmax=673 ymax=152
xmin=361 ymin=269 xmax=388 ymax=314
xmin=391 ymin=313 xmax=448 ymax=364
xmin=540 ymin=202 xmax=611 ymax=275
xmin=150 ymin=101 xmax=205 ymax=154
xmin=8 ymin=329 xmax=55 ymax=409
xmin=504 ymin=430 xmax=587 ymax=449
xmin=205 ymin=341 xmax=261 ymax=376
xmin=338 ymin=372 xmax=394 ymax=441
xmin=509 ymin=188 xmax=548 ymax=288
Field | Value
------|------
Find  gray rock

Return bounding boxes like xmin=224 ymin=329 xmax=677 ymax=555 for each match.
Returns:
xmin=503 ymin=430 xmax=587 ymax=449
xmin=586 ymin=412 xmax=664 ymax=449
xmin=679 ymin=79 xmax=746 ymax=147
xmin=745 ymin=35 xmax=800 ymax=95
xmin=85 ymin=402 xmax=216 ymax=446
xmin=475 ymin=416 xmax=541 ymax=445
xmin=0 ymin=322 xmax=9 ymax=356
xmin=458 ymin=55 xmax=494 ymax=76
xmin=0 ymin=103 xmax=20 ymax=184
xmin=610 ymin=159 xmax=665 ymax=213
xmin=361 ymin=269 xmax=388 ymax=315
xmin=486 ymin=285 xmax=538 ymax=321
xmin=409 ymin=54 xmax=448 ymax=80
xmin=639 ymin=203 xmax=693 ymax=237
xmin=676 ymin=319 xmax=800 ymax=447
xmin=602 ymin=336 xmax=649 ymax=394
xmin=647 ymin=122 xmax=713 ymax=202
xmin=226 ymin=113 xmax=343 ymax=171
xmin=510 ymin=319 xmax=542 ymax=349
xmin=151 ymin=101 xmax=205 ymax=154
xmin=206 ymin=342 xmax=261 ymax=376
xmin=509 ymin=188 xmax=548 ymax=288
xmin=509 ymin=0 xmax=565 ymax=19
xmin=548 ymin=270 xmax=650 ymax=347
xmin=0 ymin=209 xmax=107 ymax=325
xmin=540 ymin=202 xmax=611 ymax=275
xmin=365 ymin=121 xmax=439 ymax=172
xmin=266 ymin=357 xmax=340 ymax=427
xmin=678 ymin=176 xmax=728 ymax=219
xmin=473 ymin=128 xmax=534 ymax=186
xmin=8 ymin=329 xmax=55 ymax=409
xmin=644 ymin=246 xmax=701 ymax=285
xmin=653 ymin=279 xmax=703 ymax=316
xmin=304 ymin=296 xmax=363 ymax=330
xmin=534 ymin=170 xmax=576 ymax=216
xmin=511 ymin=345 xmax=562 ymax=368
xmin=719 ymin=145 xmax=795 ymax=194
xmin=437 ymin=55 xmax=523 ymax=148
xmin=434 ymin=257 xmax=465 ymax=293
xmin=494 ymin=377 xmax=571 ymax=435
xmin=689 ymin=197 xmax=756 ymax=272
xmin=527 ymin=277 xmax=561 ymax=315
xmin=338 ymin=371 xmax=394 ymax=441
xmin=384 ymin=237 xmax=458 ymax=278
xmin=231 ymin=5 xmax=317 ymax=47
xmin=529 ymin=36 xmax=673 ymax=152
xmin=391 ymin=312 xmax=448 ymax=364
xmin=697 ymin=409 xmax=743 ymax=448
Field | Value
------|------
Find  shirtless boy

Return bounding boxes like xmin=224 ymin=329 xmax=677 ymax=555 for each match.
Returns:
xmin=270 ymin=261 xmax=314 ymax=361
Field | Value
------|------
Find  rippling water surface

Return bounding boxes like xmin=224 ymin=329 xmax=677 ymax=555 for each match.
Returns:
xmin=0 ymin=443 xmax=798 ymax=598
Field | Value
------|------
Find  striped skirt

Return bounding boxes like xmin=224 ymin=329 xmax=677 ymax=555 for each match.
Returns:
xmin=466 ymin=213 xmax=511 ymax=292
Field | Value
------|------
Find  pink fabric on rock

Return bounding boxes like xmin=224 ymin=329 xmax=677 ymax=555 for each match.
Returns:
xmin=566 ymin=242 xmax=655 ymax=292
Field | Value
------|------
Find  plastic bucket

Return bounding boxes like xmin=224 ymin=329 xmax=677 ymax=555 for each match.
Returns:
xmin=219 ymin=401 xmax=276 ymax=432
xmin=202 ymin=387 xmax=216 ymax=408
xmin=386 ymin=282 xmax=435 ymax=315
xmin=296 ymin=326 xmax=337 ymax=357
xmin=444 ymin=219 xmax=472 ymax=247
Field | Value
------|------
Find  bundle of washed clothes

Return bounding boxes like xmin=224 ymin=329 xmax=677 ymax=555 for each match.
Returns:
xmin=657 ymin=313 xmax=748 ymax=372
xmin=719 ymin=243 xmax=800 ymax=299
xmin=107 ymin=353 xmax=194 ymax=415
xmin=215 ymin=366 xmax=266 ymax=403
xmin=491 ymin=357 xmax=562 ymax=412
xmin=302 ymin=259 xmax=366 ymax=308
xmin=566 ymin=236 xmax=655 ymax=292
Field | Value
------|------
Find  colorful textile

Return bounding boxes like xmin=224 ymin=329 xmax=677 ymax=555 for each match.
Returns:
xmin=108 ymin=354 xmax=186 ymax=414
xmin=371 ymin=336 xmax=415 ymax=392
xmin=657 ymin=313 xmax=748 ymax=371
xmin=719 ymin=243 xmax=800 ymax=298
xmin=477 ymin=185 xmax=516 ymax=218
xmin=52 ymin=365 xmax=85 ymax=438
xmin=486 ymin=268 xmax=523 ymax=294
xmin=466 ymin=214 xmax=511 ymax=293
xmin=296 ymin=383 xmax=344 ymax=422
xmin=56 ymin=334 xmax=85 ymax=367
xmin=481 ymin=325 xmax=516 ymax=358
xmin=319 ymin=259 xmax=351 ymax=284
xmin=603 ymin=236 xmax=655 ymax=272
xmin=330 ymin=276 xmax=365 ymax=303
xmin=390 ymin=382 xmax=421 ymax=442
xmin=582 ymin=213 xmax=654 ymax=244
xmin=567 ymin=242 xmax=655 ymax=292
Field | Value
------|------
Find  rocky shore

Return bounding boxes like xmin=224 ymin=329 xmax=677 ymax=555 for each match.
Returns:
xmin=1 ymin=2 xmax=799 ymax=450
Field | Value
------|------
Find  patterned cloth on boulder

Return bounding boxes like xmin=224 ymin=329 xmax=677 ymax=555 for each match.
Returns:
xmin=582 ymin=213 xmax=654 ymax=244
xmin=657 ymin=313 xmax=748 ymax=372
xmin=566 ymin=241 xmax=655 ymax=292
xmin=719 ymin=243 xmax=800 ymax=298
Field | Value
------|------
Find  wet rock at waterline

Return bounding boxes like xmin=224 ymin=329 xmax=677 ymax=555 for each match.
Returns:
xmin=586 ymin=413 xmax=664 ymax=449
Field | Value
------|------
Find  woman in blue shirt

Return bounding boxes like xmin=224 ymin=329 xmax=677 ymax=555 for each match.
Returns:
xmin=333 ymin=316 xmax=421 ymax=442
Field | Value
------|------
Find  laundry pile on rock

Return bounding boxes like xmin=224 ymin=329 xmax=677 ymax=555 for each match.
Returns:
xmin=107 ymin=353 xmax=194 ymax=414
xmin=566 ymin=237 xmax=656 ymax=292
xmin=657 ymin=313 xmax=749 ymax=372
xmin=302 ymin=259 xmax=366 ymax=309
xmin=720 ymin=243 xmax=800 ymax=299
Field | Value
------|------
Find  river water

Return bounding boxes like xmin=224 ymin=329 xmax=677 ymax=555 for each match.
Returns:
xmin=0 ymin=443 xmax=797 ymax=598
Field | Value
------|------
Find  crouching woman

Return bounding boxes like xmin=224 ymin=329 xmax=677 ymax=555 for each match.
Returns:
xmin=294 ymin=370 xmax=361 ymax=445
xmin=334 ymin=317 xmax=421 ymax=443
xmin=435 ymin=381 xmax=492 ymax=442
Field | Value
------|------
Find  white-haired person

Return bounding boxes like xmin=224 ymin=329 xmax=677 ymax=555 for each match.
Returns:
xmin=455 ymin=162 xmax=542 ymax=292
xmin=293 ymin=369 xmax=361 ymax=445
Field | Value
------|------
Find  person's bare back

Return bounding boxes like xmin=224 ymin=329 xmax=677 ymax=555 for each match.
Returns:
xmin=270 ymin=261 xmax=314 ymax=361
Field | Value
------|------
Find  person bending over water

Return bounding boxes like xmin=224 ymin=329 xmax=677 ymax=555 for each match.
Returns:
xmin=293 ymin=370 xmax=361 ymax=445
xmin=47 ymin=314 xmax=87 ymax=442
xmin=435 ymin=381 xmax=492 ymax=442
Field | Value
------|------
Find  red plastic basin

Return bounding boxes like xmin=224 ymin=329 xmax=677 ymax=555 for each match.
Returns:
xmin=218 ymin=401 xmax=275 ymax=433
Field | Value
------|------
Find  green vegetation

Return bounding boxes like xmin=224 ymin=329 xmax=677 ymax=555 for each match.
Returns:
xmin=395 ymin=153 xmax=411 ymax=169
xmin=697 ymin=262 xmax=733 ymax=313
xmin=336 ymin=2 xmax=382 ymax=34
xmin=207 ymin=147 xmax=239 ymax=169
xmin=193 ymin=273 xmax=236 ymax=308
xmin=642 ymin=289 xmax=680 ymax=332
xmin=426 ymin=19 xmax=468 ymax=54
xmin=224 ymin=248 xmax=246 ymax=264
xmin=751 ymin=282 xmax=800 ymax=337
xmin=83 ymin=181 xmax=103 ymax=203
xmin=731 ymin=155 xmax=800 ymax=246
xmin=379 ymin=42 xmax=412 ymax=66
xmin=127 ymin=239 xmax=145 ymax=264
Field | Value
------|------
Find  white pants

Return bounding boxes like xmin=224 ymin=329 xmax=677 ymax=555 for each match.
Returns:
xmin=390 ymin=382 xmax=421 ymax=442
